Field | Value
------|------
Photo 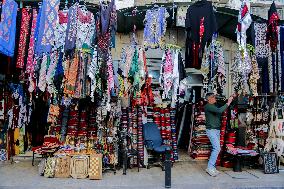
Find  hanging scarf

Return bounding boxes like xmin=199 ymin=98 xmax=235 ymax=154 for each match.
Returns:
xmin=64 ymin=53 xmax=79 ymax=96
xmin=266 ymin=2 xmax=280 ymax=52
xmin=38 ymin=54 xmax=48 ymax=92
xmin=46 ymin=51 xmax=59 ymax=94
xmin=16 ymin=8 xmax=32 ymax=69
xmin=35 ymin=0 xmax=60 ymax=54
xmin=0 ymin=0 xmax=18 ymax=57
xmin=107 ymin=55 xmax=115 ymax=103
xmin=26 ymin=9 xmax=38 ymax=74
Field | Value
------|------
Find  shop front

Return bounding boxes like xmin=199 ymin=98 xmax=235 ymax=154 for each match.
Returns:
xmin=0 ymin=0 xmax=283 ymax=185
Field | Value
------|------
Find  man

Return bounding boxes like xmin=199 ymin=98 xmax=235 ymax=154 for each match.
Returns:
xmin=204 ymin=93 xmax=235 ymax=177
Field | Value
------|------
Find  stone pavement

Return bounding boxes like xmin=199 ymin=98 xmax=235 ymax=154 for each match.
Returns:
xmin=0 ymin=157 xmax=284 ymax=189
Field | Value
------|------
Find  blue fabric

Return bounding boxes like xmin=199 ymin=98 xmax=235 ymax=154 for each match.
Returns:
xmin=206 ymin=129 xmax=221 ymax=170
xmin=280 ymin=26 xmax=284 ymax=92
xmin=143 ymin=123 xmax=165 ymax=151
xmin=0 ymin=0 xmax=18 ymax=57
xmin=35 ymin=0 xmax=60 ymax=54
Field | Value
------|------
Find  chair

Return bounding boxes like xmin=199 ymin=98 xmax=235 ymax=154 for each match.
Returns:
xmin=122 ymin=133 xmax=141 ymax=175
xmin=143 ymin=123 xmax=171 ymax=170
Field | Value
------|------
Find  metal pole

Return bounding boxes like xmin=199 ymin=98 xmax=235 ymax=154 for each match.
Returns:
xmin=165 ymin=150 xmax=171 ymax=188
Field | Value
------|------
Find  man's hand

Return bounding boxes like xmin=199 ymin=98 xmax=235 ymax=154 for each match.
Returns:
xmin=227 ymin=96 xmax=234 ymax=106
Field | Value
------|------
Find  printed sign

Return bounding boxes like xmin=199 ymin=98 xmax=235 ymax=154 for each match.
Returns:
xmin=263 ymin=152 xmax=279 ymax=174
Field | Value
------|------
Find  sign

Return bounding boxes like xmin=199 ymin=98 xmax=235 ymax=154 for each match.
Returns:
xmin=263 ymin=152 xmax=279 ymax=174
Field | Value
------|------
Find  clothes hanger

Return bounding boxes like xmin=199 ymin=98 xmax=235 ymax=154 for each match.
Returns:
xmin=62 ymin=0 xmax=68 ymax=12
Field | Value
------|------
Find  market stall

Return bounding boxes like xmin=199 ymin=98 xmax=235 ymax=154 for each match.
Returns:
xmin=0 ymin=0 xmax=283 ymax=181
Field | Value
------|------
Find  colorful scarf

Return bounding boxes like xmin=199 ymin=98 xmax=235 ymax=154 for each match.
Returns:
xmin=16 ymin=8 xmax=32 ymax=69
xmin=0 ymin=0 xmax=18 ymax=57
xmin=26 ymin=9 xmax=38 ymax=74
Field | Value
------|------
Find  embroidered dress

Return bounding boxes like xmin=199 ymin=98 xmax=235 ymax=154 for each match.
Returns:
xmin=267 ymin=2 xmax=280 ymax=52
xmin=0 ymin=0 xmax=18 ymax=57
xmin=253 ymin=22 xmax=270 ymax=93
xmin=36 ymin=0 xmax=60 ymax=54
xmin=185 ymin=0 xmax=217 ymax=69
xmin=143 ymin=7 xmax=169 ymax=49
xmin=16 ymin=8 xmax=32 ymax=69
xmin=76 ymin=8 xmax=95 ymax=49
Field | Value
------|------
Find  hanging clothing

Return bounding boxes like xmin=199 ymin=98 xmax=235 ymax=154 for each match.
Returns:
xmin=143 ymin=7 xmax=169 ymax=49
xmin=280 ymin=27 xmax=284 ymax=92
xmin=0 ymin=0 xmax=18 ymax=57
xmin=65 ymin=3 xmax=78 ymax=51
xmin=185 ymin=0 xmax=217 ymax=69
xmin=236 ymin=0 xmax=252 ymax=49
xmin=16 ymin=8 xmax=32 ymax=69
xmin=266 ymin=2 xmax=280 ymax=52
xmin=252 ymin=22 xmax=270 ymax=93
xmin=35 ymin=0 xmax=60 ymax=54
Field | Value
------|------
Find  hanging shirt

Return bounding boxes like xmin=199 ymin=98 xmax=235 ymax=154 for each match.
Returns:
xmin=0 ymin=0 xmax=18 ymax=57
xmin=185 ymin=0 xmax=217 ymax=69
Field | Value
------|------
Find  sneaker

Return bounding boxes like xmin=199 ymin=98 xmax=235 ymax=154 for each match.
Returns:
xmin=213 ymin=169 xmax=220 ymax=175
xmin=206 ymin=168 xmax=218 ymax=177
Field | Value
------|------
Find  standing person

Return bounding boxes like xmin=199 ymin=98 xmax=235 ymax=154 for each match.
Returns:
xmin=204 ymin=93 xmax=235 ymax=176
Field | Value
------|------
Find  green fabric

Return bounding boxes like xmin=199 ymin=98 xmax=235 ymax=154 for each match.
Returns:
xmin=204 ymin=103 xmax=228 ymax=130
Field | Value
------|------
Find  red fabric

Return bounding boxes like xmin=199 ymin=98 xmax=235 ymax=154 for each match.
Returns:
xmin=16 ymin=8 xmax=32 ymax=69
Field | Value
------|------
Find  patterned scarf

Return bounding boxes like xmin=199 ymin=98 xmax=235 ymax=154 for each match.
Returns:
xmin=16 ymin=8 xmax=32 ymax=69
xmin=26 ymin=9 xmax=38 ymax=74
